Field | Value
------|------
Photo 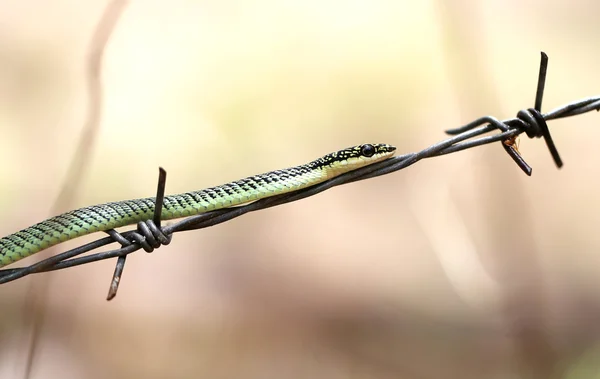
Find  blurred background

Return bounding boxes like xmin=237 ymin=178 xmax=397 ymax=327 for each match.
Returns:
xmin=0 ymin=1 xmax=599 ymax=378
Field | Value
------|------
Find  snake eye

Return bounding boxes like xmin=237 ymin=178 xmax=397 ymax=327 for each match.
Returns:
xmin=361 ymin=144 xmax=375 ymax=157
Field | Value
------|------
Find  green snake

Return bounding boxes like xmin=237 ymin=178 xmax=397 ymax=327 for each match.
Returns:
xmin=0 ymin=143 xmax=396 ymax=268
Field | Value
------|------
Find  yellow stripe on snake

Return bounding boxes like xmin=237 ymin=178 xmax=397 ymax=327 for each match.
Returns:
xmin=0 ymin=143 xmax=396 ymax=267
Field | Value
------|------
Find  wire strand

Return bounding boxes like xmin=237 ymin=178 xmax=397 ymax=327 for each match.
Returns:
xmin=1 ymin=53 xmax=599 ymax=297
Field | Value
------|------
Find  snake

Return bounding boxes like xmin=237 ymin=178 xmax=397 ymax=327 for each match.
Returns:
xmin=0 ymin=143 xmax=396 ymax=268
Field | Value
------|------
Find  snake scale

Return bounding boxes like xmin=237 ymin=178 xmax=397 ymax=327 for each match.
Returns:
xmin=0 ymin=143 xmax=396 ymax=267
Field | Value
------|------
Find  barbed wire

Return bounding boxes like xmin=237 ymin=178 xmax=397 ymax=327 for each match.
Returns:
xmin=0 ymin=52 xmax=598 ymax=300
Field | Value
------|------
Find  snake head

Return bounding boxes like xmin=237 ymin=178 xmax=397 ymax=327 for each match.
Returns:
xmin=313 ymin=143 xmax=396 ymax=176
xmin=338 ymin=143 xmax=396 ymax=163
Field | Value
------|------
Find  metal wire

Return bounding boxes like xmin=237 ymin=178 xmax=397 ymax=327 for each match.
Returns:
xmin=0 ymin=52 xmax=599 ymax=298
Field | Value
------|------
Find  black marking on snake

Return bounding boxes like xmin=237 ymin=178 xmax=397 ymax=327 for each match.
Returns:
xmin=173 ymin=195 xmax=189 ymax=209
xmin=5 ymin=234 xmax=26 ymax=248
xmin=110 ymin=205 xmax=129 ymax=218
xmin=195 ymin=192 xmax=210 ymax=202
xmin=68 ymin=212 xmax=91 ymax=227
xmin=240 ymin=180 xmax=257 ymax=190
xmin=220 ymin=186 xmax=235 ymax=196
xmin=40 ymin=220 xmax=66 ymax=232
xmin=51 ymin=216 xmax=72 ymax=228
xmin=28 ymin=226 xmax=49 ymax=238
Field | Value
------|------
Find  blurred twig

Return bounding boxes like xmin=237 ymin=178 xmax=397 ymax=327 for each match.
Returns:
xmin=53 ymin=0 xmax=127 ymax=208
xmin=21 ymin=2 xmax=128 ymax=379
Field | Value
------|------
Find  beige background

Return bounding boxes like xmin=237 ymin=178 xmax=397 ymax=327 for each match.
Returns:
xmin=0 ymin=1 xmax=599 ymax=378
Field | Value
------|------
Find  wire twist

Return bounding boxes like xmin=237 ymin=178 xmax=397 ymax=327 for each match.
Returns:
xmin=446 ymin=53 xmax=562 ymax=175
xmin=0 ymin=52 xmax=599 ymax=299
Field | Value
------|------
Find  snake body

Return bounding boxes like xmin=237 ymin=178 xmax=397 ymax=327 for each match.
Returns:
xmin=0 ymin=143 xmax=395 ymax=267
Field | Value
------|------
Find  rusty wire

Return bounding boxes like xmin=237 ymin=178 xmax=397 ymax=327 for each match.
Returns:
xmin=0 ymin=52 xmax=598 ymax=300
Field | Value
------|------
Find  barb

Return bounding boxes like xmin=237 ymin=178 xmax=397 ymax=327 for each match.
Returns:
xmin=0 ymin=53 xmax=599 ymax=293
xmin=105 ymin=167 xmax=170 ymax=300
